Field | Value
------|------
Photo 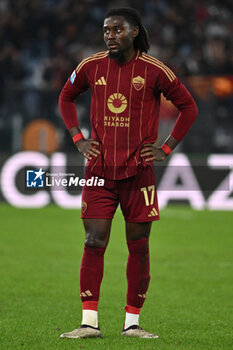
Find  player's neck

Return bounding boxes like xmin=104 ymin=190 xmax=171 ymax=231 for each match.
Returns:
xmin=115 ymin=48 xmax=137 ymax=65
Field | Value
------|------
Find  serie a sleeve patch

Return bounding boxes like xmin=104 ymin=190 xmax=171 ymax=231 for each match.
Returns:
xmin=70 ymin=70 xmax=76 ymax=84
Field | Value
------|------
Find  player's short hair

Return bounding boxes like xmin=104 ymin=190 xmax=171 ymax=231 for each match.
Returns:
xmin=104 ymin=7 xmax=150 ymax=53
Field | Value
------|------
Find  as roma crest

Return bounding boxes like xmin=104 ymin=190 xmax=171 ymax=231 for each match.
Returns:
xmin=132 ymin=76 xmax=145 ymax=91
xmin=81 ymin=200 xmax=87 ymax=213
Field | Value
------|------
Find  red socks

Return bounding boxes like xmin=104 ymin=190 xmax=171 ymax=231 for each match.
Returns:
xmin=80 ymin=245 xmax=106 ymax=307
xmin=126 ymin=238 xmax=150 ymax=309
xmin=80 ymin=239 xmax=150 ymax=315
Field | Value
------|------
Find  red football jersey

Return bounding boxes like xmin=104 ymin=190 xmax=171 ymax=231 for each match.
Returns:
xmin=59 ymin=50 xmax=197 ymax=179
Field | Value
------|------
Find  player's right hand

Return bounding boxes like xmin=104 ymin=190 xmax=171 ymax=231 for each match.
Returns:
xmin=76 ymin=139 xmax=100 ymax=160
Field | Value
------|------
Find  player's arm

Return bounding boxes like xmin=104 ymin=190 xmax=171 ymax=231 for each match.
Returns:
xmin=58 ymin=66 xmax=100 ymax=160
xmin=141 ymin=68 xmax=197 ymax=162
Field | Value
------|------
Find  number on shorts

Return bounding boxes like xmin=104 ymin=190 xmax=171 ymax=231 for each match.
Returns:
xmin=140 ymin=185 xmax=155 ymax=206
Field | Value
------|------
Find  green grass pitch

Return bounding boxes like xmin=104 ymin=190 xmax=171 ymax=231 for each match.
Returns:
xmin=0 ymin=204 xmax=232 ymax=350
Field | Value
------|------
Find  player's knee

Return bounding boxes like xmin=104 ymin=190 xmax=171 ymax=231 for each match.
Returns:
xmin=126 ymin=222 xmax=151 ymax=241
xmin=85 ymin=232 xmax=108 ymax=248
xmin=127 ymin=231 xmax=150 ymax=241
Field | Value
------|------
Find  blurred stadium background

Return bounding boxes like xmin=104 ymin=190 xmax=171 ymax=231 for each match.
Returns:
xmin=0 ymin=0 xmax=232 ymax=209
xmin=1 ymin=0 xmax=233 ymax=149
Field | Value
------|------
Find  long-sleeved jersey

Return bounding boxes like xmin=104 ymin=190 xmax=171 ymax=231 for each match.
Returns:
xmin=59 ymin=50 xmax=197 ymax=180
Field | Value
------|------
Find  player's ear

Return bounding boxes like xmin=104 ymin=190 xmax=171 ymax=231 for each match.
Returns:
xmin=132 ymin=26 xmax=139 ymax=39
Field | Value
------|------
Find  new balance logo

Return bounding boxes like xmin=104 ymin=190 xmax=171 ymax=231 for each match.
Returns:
xmin=80 ymin=290 xmax=93 ymax=297
xmin=95 ymin=76 xmax=106 ymax=85
xmin=148 ymin=208 xmax=158 ymax=217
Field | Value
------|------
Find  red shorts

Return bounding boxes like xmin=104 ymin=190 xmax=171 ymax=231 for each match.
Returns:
xmin=81 ymin=165 xmax=159 ymax=223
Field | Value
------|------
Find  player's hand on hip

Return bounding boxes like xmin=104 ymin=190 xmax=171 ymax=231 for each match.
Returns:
xmin=76 ymin=139 xmax=100 ymax=160
xmin=140 ymin=143 xmax=167 ymax=162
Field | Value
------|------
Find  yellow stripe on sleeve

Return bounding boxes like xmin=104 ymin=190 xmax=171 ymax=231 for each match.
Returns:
xmin=140 ymin=54 xmax=176 ymax=82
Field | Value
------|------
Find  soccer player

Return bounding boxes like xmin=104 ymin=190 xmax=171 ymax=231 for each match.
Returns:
xmin=59 ymin=8 xmax=197 ymax=339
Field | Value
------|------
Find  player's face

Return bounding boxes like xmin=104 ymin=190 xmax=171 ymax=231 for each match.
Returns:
xmin=103 ymin=16 xmax=138 ymax=59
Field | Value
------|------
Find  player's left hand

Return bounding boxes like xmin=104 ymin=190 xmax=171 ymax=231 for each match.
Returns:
xmin=140 ymin=143 xmax=168 ymax=162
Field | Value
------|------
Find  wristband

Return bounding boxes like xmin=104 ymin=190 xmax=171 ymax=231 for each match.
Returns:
xmin=161 ymin=143 xmax=172 ymax=155
xmin=72 ymin=132 xmax=84 ymax=144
